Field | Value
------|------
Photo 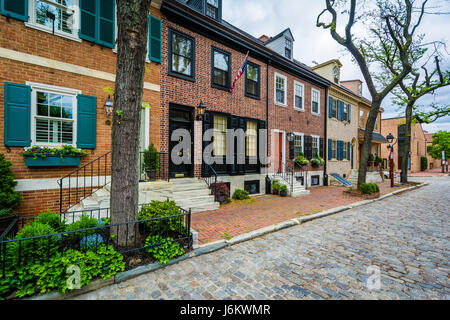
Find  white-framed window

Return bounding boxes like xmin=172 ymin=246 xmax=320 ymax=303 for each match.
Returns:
xmin=27 ymin=82 xmax=80 ymax=147
xmin=343 ymin=142 xmax=349 ymax=160
xmin=293 ymin=132 xmax=304 ymax=158
xmin=294 ymin=81 xmax=304 ymax=111
xmin=246 ymin=121 xmax=257 ymax=157
xmin=311 ymin=88 xmax=320 ymax=115
xmin=331 ymin=140 xmax=337 ymax=159
xmin=343 ymin=103 xmax=349 ymax=122
xmin=311 ymin=135 xmax=320 ymax=158
xmin=274 ymin=73 xmax=287 ymax=106
xmin=213 ymin=115 xmax=227 ymax=156
xmin=26 ymin=0 xmax=81 ymax=42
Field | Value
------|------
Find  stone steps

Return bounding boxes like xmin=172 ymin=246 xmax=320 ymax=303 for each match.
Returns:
xmin=269 ymin=174 xmax=310 ymax=197
xmin=67 ymin=178 xmax=220 ymax=218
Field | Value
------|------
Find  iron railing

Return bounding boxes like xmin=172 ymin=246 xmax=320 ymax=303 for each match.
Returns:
xmin=293 ymin=161 xmax=308 ymax=190
xmin=273 ymin=161 xmax=294 ymax=195
xmin=138 ymin=152 xmax=169 ymax=182
xmin=58 ymin=151 xmax=111 ymax=213
xmin=202 ymin=163 xmax=220 ymax=202
xmin=0 ymin=206 xmax=192 ymax=277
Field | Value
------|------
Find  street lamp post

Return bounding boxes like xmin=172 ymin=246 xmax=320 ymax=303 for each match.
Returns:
xmin=386 ymin=133 xmax=396 ymax=188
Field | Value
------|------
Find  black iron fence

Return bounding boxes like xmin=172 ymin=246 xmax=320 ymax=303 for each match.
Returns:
xmin=0 ymin=206 xmax=192 ymax=277
xmin=273 ymin=161 xmax=295 ymax=194
xmin=202 ymin=163 xmax=220 ymax=202
xmin=293 ymin=161 xmax=308 ymax=189
xmin=138 ymin=151 xmax=169 ymax=182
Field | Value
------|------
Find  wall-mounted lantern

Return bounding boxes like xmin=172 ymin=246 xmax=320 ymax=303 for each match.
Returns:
xmin=104 ymin=95 xmax=114 ymax=117
xmin=196 ymin=101 xmax=206 ymax=121
xmin=287 ymin=133 xmax=295 ymax=142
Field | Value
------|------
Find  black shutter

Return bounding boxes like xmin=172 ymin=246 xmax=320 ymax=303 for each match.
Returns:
xmin=258 ymin=120 xmax=266 ymax=170
xmin=304 ymin=135 xmax=313 ymax=160
xmin=319 ymin=138 xmax=324 ymax=158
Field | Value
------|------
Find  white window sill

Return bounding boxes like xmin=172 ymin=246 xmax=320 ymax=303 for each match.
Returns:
xmin=275 ymin=102 xmax=288 ymax=107
xmin=311 ymin=112 xmax=321 ymax=116
xmin=294 ymin=107 xmax=305 ymax=112
xmin=25 ymin=22 xmax=81 ymax=43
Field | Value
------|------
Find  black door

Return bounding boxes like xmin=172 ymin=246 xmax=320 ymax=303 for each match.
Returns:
xmin=169 ymin=107 xmax=193 ymax=178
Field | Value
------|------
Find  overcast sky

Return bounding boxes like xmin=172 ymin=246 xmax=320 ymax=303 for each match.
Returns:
xmin=222 ymin=0 xmax=450 ymax=133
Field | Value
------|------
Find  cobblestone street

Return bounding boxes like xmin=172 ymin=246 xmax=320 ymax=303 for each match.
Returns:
xmin=75 ymin=177 xmax=449 ymax=300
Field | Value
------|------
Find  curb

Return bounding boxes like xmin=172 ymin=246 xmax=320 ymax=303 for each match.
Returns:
xmin=28 ymin=182 xmax=427 ymax=300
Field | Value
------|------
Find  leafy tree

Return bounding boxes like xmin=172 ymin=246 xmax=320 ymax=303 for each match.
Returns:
xmin=0 ymin=153 xmax=22 ymax=215
xmin=110 ymin=0 xmax=152 ymax=246
xmin=317 ymin=0 xmax=428 ymax=187
xmin=427 ymin=131 xmax=449 ymax=161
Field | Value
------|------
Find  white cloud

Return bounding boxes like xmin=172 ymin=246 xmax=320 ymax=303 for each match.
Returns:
xmin=222 ymin=0 xmax=450 ymax=133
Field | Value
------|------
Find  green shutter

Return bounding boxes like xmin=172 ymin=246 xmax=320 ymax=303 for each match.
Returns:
xmin=1 ymin=0 xmax=28 ymax=22
xmin=79 ymin=0 xmax=97 ymax=42
xmin=4 ymin=82 xmax=31 ymax=147
xmin=98 ymin=0 xmax=115 ymax=48
xmin=149 ymin=15 xmax=162 ymax=63
xmin=77 ymin=94 xmax=97 ymax=149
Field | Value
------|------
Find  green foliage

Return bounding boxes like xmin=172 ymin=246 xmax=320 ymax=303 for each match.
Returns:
xmin=66 ymin=214 xmax=102 ymax=237
xmin=427 ymin=131 xmax=449 ymax=161
xmin=420 ymin=156 xmax=428 ymax=171
xmin=20 ymin=145 xmax=88 ymax=159
xmin=138 ymin=200 xmax=183 ymax=236
xmin=376 ymin=156 xmax=383 ymax=164
xmin=295 ymin=154 xmax=309 ymax=165
xmin=311 ymin=156 xmax=325 ymax=167
xmin=271 ymin=180 xmax=280 ymax=192
xmin=0 ymin=245 xmax=124 ymax=298
xmin=232 ymin=189 xmax=250 ymax=200
xmin=143 ymin=143 xmax=160 ymax=171
xmin=368 ymin=154 xmax=375 ymax=162
xmin=34 ymin=209 xmax=65 ymax=232
xmin=359 ymin=183 xmax=379 ymax=194
xmin=279 ymin=185 xmax=288 ymax=192
xmin=0 ymin=153 xmax=22 ymax=215
xmin=145 ymin=235 xmax=185 ymax=265
xmin=80 ymin=234 xmax=104 ymax=251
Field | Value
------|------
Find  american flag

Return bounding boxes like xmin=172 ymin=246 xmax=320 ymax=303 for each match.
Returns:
xmin=230 ymin=51 xmax=249 ymax=93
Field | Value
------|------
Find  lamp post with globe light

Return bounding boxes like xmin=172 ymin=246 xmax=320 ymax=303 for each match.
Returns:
xmin=386 ymin=133 xmax=397 ymax=187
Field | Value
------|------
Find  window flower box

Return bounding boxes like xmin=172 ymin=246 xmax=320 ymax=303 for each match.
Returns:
xmin=21 ymin=145 xmax=87 ymax=167
xmin=24 ymin=154 xmax=81 ymax=167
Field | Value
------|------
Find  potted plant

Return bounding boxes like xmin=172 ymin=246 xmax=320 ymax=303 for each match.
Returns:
xmin=143 ymin=143 xmax=160 ymax=181
xmin=368 ymin=154 xmax=375 ymax=167
xmin=0 ymin=153 xmax=22 ymax=235
xmin=311 ymin=156 xmax=325 ymax=168
xmin=21 ymin=145 xmax=88 ymax=167
xmin=279 ymin=185 xmax=288 ymax=197
xmin=272 ymin=179 xmax=280 ymax=195
xmin=295 ymin=153 xmax=309 ymax=166
xmin=376 ymin=156 xmax=383 ymax=167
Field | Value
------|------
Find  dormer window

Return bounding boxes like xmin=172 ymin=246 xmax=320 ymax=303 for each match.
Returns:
xmin=333 ymin=66 xmax=339 ymax=84
xmin=206 ymin=0 xmax=219 ymax=20
xmin=285 ymin=38 xmax=292 ymax=59
xmin=358 ymin=83 xmax=362 ymax=96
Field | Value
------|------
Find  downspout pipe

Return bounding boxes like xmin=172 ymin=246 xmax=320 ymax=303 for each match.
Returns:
xmin=323 ymin=86 xmax=328 ymax=185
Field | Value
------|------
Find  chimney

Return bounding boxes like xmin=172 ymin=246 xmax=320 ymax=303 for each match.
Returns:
xmin=258 ymin=35 xmax=270 ymax=43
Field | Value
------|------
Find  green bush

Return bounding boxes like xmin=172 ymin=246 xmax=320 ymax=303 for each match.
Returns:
xmin=0 ymin=245 xmax=125 ymax=298
xmin=232 ymin=189 xmax=250 ymax=200
xmin=34 ymin=209 xmax=65 ymax=232
xmin=368 ymin=154 xmax=375 ymax=162
xmin=271 ymin=180 xmax=280 ymax=193
xmin=145 ymin=235 xmax=185 ymax=265
xmin=0 ymin=153 xmax=22 ymax=216
xmin=359 ymin=183 xmax=379 ymax=194
xmin=5 ymin=222 xmax=60 ymax=267
xmin=66 ymin=214 xmax=102 ymax=237
xmin=138 ymin=200 xmax=183 ymax=236
xmin=279 ymin=185 xmax=288 ymax=192
xmin=143 ymin=143 xmax=160 ymax=172
xmin=420 ymin=156 xmax=428 ymax=171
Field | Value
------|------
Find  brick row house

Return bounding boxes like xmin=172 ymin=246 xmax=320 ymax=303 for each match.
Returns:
xmin=0 ymin=0 xmax=163 ymax=215
xmin=160 ymin=0 xmax=330 ymax=198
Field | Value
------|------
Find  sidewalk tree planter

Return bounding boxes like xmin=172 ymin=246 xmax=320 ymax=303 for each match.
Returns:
xmin=21 ymin=145 xmax=87 ymax=167
xmin=143 ymin=144 xmax=160 ymax=181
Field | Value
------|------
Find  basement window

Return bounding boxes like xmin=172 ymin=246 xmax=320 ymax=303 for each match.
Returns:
xmin=311 ymin=175 xmax=320 ymax=186
xmin=244 ymin=180 xmax=260 ymax=195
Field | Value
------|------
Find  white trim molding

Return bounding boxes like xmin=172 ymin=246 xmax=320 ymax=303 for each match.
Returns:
xmin=311 ymin=88 xmax=321 ymax=116
xmin=293 ymin=80 xmax=305 ymax=111
xmin=274 ymin=72 xmax=288 ymax=107
xmin=0 ymin=48 xmax=160 ymax=92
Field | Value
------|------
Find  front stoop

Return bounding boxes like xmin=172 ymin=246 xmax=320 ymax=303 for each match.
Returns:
xmin=269 ymin=175 xmax=310 ymax=197
xmin=66 ymin=178 xmax=220 ymax=220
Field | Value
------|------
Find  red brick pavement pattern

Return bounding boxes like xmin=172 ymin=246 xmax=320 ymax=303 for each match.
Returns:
xmin=409 ymin=168 xmax=448 ymax=177
xmin=192 ymin=181 xmax=409 ymax=244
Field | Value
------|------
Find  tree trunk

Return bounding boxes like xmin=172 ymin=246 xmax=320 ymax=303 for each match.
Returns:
xmin=357 ymin=100 xmax=381 ymax=188
xmin=400 ymin=102 xmax=414 ymax=183
xmin=110 ymin=0 xmax=151 ymax=247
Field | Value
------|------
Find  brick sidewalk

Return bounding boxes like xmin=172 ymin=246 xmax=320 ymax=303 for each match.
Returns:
xmin=192 ymin=181 xmax=408 ymax=244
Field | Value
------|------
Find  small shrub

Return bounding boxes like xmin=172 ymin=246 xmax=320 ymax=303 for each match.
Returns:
xmin=272 ymin=180 xmax=280 ymax=194
xmin=232 ymin=189 xmax=249 ymax=200
xmin=0 ymin=153 xmax=22 ymax=215
xmin=34 ymin=209 xmax=65 ymax=232
xmin=295 ymin=154 xmax=309 ymax=165
xmin=138 ymin=200 xmax=183 ymax=236
xmin=143 ymin=143 xmax=160 ymax=172
xmin=368 ymin=154 xmax=375 ymax=162
xmin=80 ymin=234 xmax=104 ymax=251
xmin=210 ymin=182 xmax=230 ymax=204
xmin=145 ymin=235 xmax=185 ymax=265
xmin=360 ymin=183 xmax=379 ymax=194
xmin=66 ymin=214 xmax=101 ymax=237
xmin=279 ymin=185 xmax=288 ymax=192
xmin=420 ymin=156 xmax=428 ymax=171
